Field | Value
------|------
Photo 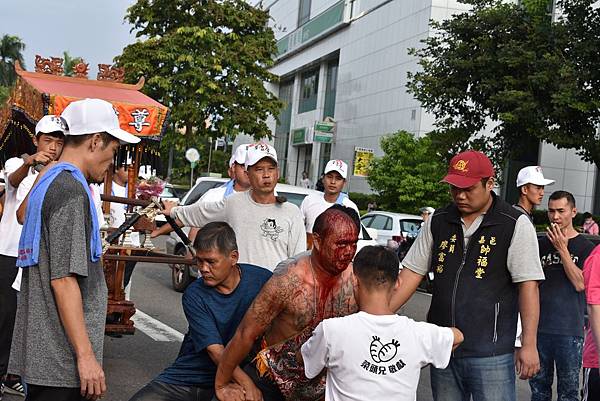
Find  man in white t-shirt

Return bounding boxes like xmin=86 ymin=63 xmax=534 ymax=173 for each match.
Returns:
xmin=100 ymin=163 xmax=129 ymax=228
xmin=300 ymin=159 xmax=359 ymax=248
xmin=201 ymin=144 xmax=251 ymax=204
xmin=0 ymin=115 xmax=65 ymax=396
xmin=155 ymin=143 xmax=306 ymax=271
xmin=301 ymin=245 xmax=463 ymax=401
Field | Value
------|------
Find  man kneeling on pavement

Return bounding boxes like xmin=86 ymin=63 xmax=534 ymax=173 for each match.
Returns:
xmin=129 ymin=222 xmax=272 ymax=401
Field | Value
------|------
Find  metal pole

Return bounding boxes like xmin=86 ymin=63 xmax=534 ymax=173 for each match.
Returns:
xmin=190 ymin=163 xmax=194 ymax=188
xmin=207 ymin=138 xmax=213 ymax=174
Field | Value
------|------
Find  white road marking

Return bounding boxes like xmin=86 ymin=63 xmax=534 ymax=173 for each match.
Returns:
xmin=132 ymin=310 xmax=185 ymax=342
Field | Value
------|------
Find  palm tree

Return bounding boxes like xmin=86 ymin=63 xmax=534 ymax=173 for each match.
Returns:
xmin=62 ymin=51 xmax=83 ymax=77
xmin=0 ymin=35 xmax=26 ymax=87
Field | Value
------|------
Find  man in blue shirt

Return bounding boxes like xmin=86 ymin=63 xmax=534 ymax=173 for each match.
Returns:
xmin=129 ymin=222 xmax=272 ymax=401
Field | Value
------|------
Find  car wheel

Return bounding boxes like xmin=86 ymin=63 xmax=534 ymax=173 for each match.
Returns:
xmin=171 ymin=246 xmax=192 ymax=292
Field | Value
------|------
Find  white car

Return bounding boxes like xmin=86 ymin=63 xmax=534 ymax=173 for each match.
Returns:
xmin=166 ymin=178 xmax=378 ymax=291
xmin=360 ymin=211 xmax=423 ymax=247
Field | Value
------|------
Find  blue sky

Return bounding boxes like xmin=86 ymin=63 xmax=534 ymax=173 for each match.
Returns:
xmin=1 ymin=1 xmax=137 ymax=76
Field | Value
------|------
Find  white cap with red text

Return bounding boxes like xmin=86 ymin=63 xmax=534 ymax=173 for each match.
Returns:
xmin=324 ymin=159 xmax=348 ymax=179
xmin=516 ymin=166 xmax=555 ymax=187
xmin=229 ymin=144 xmax=249 ymax=167
xmin=61 ymin=98 xmax=140 ymax=144
xmin=245 ymin=142 xmax=278 ymax=169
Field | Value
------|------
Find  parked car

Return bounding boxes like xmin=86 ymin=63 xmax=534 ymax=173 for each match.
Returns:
xmin=166 ymin=179 xmax=378 ymax=291
xmin=416 ymin=231 xmax=600 ymax=294
xmin=360 ymin=211 xmax=423 ymax=247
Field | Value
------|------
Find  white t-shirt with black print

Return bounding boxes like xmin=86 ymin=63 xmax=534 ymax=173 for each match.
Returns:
xmin=301 ymin=311 xmax=454 ymax=401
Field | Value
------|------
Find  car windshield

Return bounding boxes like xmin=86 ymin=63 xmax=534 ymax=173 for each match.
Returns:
xmin=277 ymin=191 xmax=307 ymax=208
xmin=401 ymin=219 xmax=423 ymax=236
xmin=184 ymin=181 xmax=225 ymax=205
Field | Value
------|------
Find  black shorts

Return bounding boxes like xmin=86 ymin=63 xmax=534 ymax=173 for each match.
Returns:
xmin=583 ymin=367 xmax=600 ymax=401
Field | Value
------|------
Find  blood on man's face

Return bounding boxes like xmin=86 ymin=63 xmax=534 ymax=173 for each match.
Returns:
xmin=314 ymin=213 xmax=358 ymax=274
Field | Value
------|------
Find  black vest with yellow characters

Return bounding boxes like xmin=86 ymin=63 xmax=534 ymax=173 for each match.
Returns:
xmin=427 ymin=193 xmax=522 ymax=358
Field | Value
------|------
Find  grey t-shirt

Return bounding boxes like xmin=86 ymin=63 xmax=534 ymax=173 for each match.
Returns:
xmin=9 ymin=172 xmax=107 ymax=387
xmin=171 ymin=190 xmax=306 ymax=271
xmin=402 ymin=212 xmax=545 ymax=283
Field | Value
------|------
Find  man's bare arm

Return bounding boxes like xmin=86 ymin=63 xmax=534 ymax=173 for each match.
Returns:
xmin=150 ymin=217 xmax=181 ymax=238
xmin=515 ymin=281 xmax=540 ymax=380
xmin=51 ymin=276 xmax=106 ymax=399
xmin=206 ymin=344 xmax=262 ymax=400
xmin=215 ymin=272 xmax=294 ymax=391
xmin=389 ymin=268 xmax=424 ymax=312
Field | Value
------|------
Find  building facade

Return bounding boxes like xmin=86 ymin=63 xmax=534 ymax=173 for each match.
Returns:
xmin=237 ymin=0 xmax=598 ymax=213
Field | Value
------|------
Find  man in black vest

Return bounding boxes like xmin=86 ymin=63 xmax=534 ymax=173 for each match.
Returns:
xmin=395 ymin=150 xmax=545 ymax=401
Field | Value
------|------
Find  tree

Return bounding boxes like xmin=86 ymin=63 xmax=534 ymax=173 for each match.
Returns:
xmin=0 ymin=35 xmax=25 ymax=87
xmin=115 ymin=0 xmax=282 ymax=145
xmin=367 ymin=131 xmax=450 ymax=212
xmin=62 ymin=51 xmax=83 ymax=77
xmin=407 ymin=0 xmax=600 ymax=170
xmin=0 ymin=34 xmax=26 ymax=104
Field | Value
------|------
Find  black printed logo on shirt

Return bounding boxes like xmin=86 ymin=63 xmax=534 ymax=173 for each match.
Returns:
xmin=361 ymin=336 xmax=405 ymax=376
xmin=260 ymin=218 xmax=284 ymax=240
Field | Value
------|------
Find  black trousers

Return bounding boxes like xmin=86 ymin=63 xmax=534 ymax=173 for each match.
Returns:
xmin=0 ymin=255 xmax=18 ymax=377
xmin=583 ymin=367 xmax=600 ymax=401
xmin=129 ymin=380 xmax=214 ymax=401
xmin=26 ymin=384 xmax=85 ymax=401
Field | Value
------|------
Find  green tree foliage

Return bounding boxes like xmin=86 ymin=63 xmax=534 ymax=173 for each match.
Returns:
xmin=116 ymin=0 xmax=282 ymax=144
xmin=407 ymin=0 xmax=600 ymax=169
xmin=0 ymin=35 xmax=25 ymax=87
xmin=367 ymin=131 xmax=450 ymax=212
xmin=62 ymin=51 xmax=83 ymax=77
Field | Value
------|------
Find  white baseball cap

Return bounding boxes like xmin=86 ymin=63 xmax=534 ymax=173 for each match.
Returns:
xmin=420 ymin=206 xmax=435 ymax=214
xmin=516 ymin=166 xmax=555 ymax=187
xmin=61 ymin=98 xmax=140 ymax=144
xmin=324 ymin=159 xmax=348 ymax=179
xmin=35 ymin=115 xmax=66 ymax=135
xmin=245 ymin=142 xmax=278 ymax=169
xmin=229 ymin=144 xmax=249 ymax=167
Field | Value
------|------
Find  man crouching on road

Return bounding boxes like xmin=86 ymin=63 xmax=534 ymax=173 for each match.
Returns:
xmin=129 ymin=222 xmax=272 ymax=401
xmin=214 ymin=204 xmax=413 ymax=401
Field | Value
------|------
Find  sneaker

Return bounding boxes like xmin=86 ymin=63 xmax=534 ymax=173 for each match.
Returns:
xmin=3 ymin=377 xmax=25 ymax=397
xmin=1 ymin=381 xmax=4 ymax=400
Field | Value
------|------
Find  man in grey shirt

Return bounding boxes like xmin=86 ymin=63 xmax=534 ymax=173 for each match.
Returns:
xmin=158 ymin=143 xmax=306 ymax=271
xmin=395 ymin=150 xmax=545 ymax=401
xmin=9 ymin=99 xmax=139 ymax=401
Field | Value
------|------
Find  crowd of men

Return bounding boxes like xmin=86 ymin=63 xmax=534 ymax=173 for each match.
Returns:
xmin=1 ymin=98 xmax=600 ymax=401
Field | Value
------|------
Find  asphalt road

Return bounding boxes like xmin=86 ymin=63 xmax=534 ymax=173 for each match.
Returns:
xmin=5 ymin=238 xmax=535 ymax=400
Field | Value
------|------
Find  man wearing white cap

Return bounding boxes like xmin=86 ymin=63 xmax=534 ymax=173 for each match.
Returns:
xmin=159 ymin=142 xmax=306 ymax=271
xmin=201 ymin=144 xmax=251 ymax=203
xmin=514 ymin=166 xmax=555 ymax=222
xmin=0 ymin=114 xmax=65 ymax=397
xmin=300 ymin=159 xmax=359 ymax=248
xmin=9 ymin=98 xmax=139 ymax=401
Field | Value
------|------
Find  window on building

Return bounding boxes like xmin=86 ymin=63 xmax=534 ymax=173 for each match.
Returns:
xmin=274 ymin=79 xmax=294 ymax=177
xmin=298 ymin=68 xmax=319 ymax=114
xmin=298 ymin=0 xmax=311 ymax=27
xmin=323 ymin=59 xmax=338 ymax=119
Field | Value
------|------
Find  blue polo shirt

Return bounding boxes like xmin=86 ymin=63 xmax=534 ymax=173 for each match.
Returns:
xmin=156 ymin=263 xmax=272 ymax=387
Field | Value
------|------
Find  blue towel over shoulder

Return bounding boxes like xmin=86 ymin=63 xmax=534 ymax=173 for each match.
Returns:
xmin=17 ymin=162 xmax=102 ymax=268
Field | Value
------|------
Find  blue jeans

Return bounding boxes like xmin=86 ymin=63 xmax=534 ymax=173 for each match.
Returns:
xmin=529 ymin=333 xmax=583 ymax=401
xmin=431 ymin=353 xmax=516 ymax=401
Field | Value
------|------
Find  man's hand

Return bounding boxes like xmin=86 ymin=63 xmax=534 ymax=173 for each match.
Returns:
xmin=240 ymin=379 xmax=263 ymax=401
xmin=216 ymin=383 xmax=246 ymax=401
xmin=161 ymin=200 xmax=178 ymax=217
xmin=77 ymin=352 xmax=106 ymax=400
xmin=515 ymin=344 xmax=540 ymax=380
xmin=546 ymin=223 xmax=569 ymax=254
xmin=25 ymin=151 xmax=54 ymax=168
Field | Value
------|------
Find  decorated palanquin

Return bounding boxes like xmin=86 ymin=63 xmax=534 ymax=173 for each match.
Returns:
xmin=0 ymin=56 xmax=192 ymax=335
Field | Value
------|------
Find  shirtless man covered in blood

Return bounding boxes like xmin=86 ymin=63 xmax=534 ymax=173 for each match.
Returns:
xmin=214 ymin=204 xmax=408 ymax=401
